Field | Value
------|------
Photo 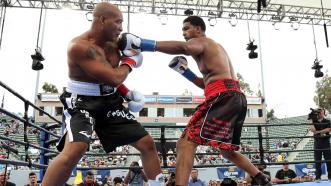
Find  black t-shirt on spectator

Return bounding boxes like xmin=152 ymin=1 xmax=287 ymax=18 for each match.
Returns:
xmin=313 ymin=119 xmax=331 ymax=139
xmin=275 ymin=169 xmax=297 ymax=180
xmin=4 ymin=181 xmax=16 ymax=186
xmin=250 ymin=171 xmax=271 ymax=185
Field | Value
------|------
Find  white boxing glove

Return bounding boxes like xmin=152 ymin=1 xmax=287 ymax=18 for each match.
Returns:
xmin=168 ymin=56 xmax=197 ymax=82
xmin=120 ymin=53 xmax=143 ymax=71
xmin=118 ymin=33 xmax=156 ymax=57
xmin=168 ymin=56 xmax=188 ymax=74
xmin=117 ymin=84 xmax=145 ymax=112
xmin=126 ymin=90 xmax=145 ymax=112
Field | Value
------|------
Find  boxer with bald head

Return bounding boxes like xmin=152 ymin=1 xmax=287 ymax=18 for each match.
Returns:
xmin=119 ymin=16 xmax=272 ymax=186
xmin=42 ymin=3 xmax=162 ymax=186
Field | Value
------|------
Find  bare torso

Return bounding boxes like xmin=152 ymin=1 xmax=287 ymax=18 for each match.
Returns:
xmin=67 ymin=32 xmax=121 ymax=84
xmin=192 ymin=37 xmax=236 ymax=85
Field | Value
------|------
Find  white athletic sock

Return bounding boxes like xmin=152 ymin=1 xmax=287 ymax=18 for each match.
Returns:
xmin=148 ymin=173 xmax=164 ymax=186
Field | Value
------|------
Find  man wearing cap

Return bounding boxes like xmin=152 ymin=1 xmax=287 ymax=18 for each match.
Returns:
xmin=272 ymin=160 xmax=299 ymax=184
xmin=309 ymin=108 xmax=331 ymax=181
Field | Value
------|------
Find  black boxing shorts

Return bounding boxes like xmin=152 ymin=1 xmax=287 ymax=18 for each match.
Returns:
xmin=56 ymin=80 xmax=148 ymax=152
xmin=181 ymin=79 xmax=247 ymax=151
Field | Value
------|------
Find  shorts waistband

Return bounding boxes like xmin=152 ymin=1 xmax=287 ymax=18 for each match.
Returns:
xmin=66 ymin=80 xmax=117 ymax=96
xmin=204 ymin=79 xmax=241 ymax=98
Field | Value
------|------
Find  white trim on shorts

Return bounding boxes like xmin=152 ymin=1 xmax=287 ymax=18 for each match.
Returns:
xmin=66 ymin=80 xmax=117 ymax=96
xmin=64 ymin=109 xmax=74 ymax=142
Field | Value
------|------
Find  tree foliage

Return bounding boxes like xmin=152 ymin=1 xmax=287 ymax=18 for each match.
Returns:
xmin=314 ymin=71 xmax=331 ymax=111
xmin=267 ymin=109 xmax=277 ymax=121
xmin=237 ymin=73 xmax=254 ymax=96
xmin=42 ymin=82 xmax=59 ymax=93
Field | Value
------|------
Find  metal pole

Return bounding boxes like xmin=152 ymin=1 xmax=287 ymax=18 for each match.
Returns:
xmin=33 ymin=8 xmax=47 ymax=120
xmin=127 ymin=0 xmax=130 ymax=32
xmin=257 ymin=18 xmax=266 ymax=100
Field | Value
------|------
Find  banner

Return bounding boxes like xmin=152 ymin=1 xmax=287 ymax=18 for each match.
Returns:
xmin=145 ymin=96 xmax=157 ymax=103
xmin=158 ymin=96 xmax=175 ymax=103
xmin=193 ymin=96 xmax=205 ymax=103
xmin=217 ymin=167 xmax=245 ymax=179
xmin=175 ymin=96 xmax=192 ymax=103
xmin=246 ymin=97 xmax=262 ymax=105
xmin=295 ymin=163 xmax=326 ymax=177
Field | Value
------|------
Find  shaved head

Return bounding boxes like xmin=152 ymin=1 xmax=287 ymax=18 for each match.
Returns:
xmin=93 ymin=2 xmax=120 ymax=18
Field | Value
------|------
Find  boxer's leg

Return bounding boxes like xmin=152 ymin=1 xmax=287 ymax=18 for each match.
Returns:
xmin=132 ymin=134 xmax=162 ymax=181
xmin=175 ymin=135 xmax=198 ymax=186
xmin=42 ymin=135 xmax=88 ymax=186
xmin=221 ymin=150 xmax=271 ymax=186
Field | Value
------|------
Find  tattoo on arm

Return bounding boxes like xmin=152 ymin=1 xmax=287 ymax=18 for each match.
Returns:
xmin=86 ymin=47 xmax=97 ymax=59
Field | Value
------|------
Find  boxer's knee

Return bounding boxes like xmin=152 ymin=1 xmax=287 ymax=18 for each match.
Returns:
xmin=61 ymin=141 xmax=88 ymax=164
xmin=176 ymin=134 xmax=197 ymax=151
xmin=134 ymin=135 xmax=157 ymax=153
xmin=221 ymin=150 xmax=236 ymax=160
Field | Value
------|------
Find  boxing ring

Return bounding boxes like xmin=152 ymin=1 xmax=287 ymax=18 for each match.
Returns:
xmin=0 ymin=80 xmax=330 ymax=184
xmin=276 ymin=181 xmax=330 ymax=186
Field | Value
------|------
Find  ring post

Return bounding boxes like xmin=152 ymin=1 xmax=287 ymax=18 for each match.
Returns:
xmin=39 ymin=123 xmax=49 ymax=180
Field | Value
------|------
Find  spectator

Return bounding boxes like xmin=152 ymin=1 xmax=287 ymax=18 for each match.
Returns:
xmin=24 ymin=172 xmax=40 ymax=186
xmin=76 ymin=171 xmax=100 ymax=186
xmin=165 ymin=172 xmax=176 ymax=186
xmin=220 ymin=178 xmax=237 ymax=186
xmin=0 ymin=171 xmax=15 ymax=186
xmin=246 ymin=161 xmax=271 ymax=185
xmin=272 ymin=160 xmax=299 ymax=184
xmin=124 ymin=161 xmax=147 ymax=186
xmin=309 ymin=108 xmax=331 ymax=181
xmin=102 ymin=175 xmax=112 ymax=186
xmin=113 ymin=177 xmax=123 ymax=186
xmin=188 ymin=169 xmax=206 ymax=186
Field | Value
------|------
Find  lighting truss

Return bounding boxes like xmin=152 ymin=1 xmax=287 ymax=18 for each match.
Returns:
xmin=1 ymin=0 xmax=331 ymax=26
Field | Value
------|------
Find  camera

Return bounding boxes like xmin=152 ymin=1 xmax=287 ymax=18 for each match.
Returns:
xmin=311 ymin=59 xmax=324 ymax=78
xmin=307 ymin=108 xmax=320 ymax=121
xmin=170 ymin=172 xmax=175 ymax=179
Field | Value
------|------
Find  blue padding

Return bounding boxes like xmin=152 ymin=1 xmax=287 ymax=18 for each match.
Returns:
xmin=141 ymin=39 xmax=156 ymax=51
xmin=182 ymin=69 xmax=197 ymax=82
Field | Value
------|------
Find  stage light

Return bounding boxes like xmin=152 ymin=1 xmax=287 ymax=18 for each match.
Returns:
xmin=208 ymin=11 xmax=217 ymax=26
xmin=271 ymin=15 xmax=281 ymax=30
xmin=159 ymin=15 xmax=168 ymax=25
xmin=158 ymin=9 xmax=168 ymax=25
xmin=228 ymin=13 xmax=237 ymax=27
xmin=184 ymin=9 xmax=193 ymax=16
xmin=86 ymin=3 xmax=94 ymax=10
xmin=208 ymin=17 xmax=217 ymax=26
xmin=272 ymin=22 xmax=280 ymax=30
xmin=290 ymin=16 xmax=300 ymax=30
xmin=31 ymin=48 xmax=45 ymax=71
xmin=85 ymin=11 xmax=93 ymax=21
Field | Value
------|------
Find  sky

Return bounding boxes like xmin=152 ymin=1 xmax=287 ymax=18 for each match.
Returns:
xmin=0 ymin=7 xmax=330 ymax=118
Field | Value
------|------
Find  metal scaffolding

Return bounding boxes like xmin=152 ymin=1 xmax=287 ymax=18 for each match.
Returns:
xmin=0 ymin=0 xmax=331 ymax=25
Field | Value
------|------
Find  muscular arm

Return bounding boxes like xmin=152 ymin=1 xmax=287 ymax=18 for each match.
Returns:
xmin=156 ymin=38 xmax=204 ymax=56
xmin=123 ymin=171 xmax=131 ymax=184
xmin=192 ymin=77 xmax=205 ymax=89
xmin=140 ymin=171 xmax=148 ymax=182
xmin=69 ymin=42 xmax=130 ymax=86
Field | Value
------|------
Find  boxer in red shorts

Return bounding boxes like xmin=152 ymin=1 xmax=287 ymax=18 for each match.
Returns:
xmin=118 ymin=16 xmax=272 ymax=186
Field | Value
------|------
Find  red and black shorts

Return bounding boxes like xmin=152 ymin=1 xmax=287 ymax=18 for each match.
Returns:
xmin=181 ymin=79 xmax=247 ymax=151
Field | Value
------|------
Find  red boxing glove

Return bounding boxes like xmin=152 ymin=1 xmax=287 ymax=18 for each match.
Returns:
xmin=117 ymin=84 xmax=145 ymax=112
xmin=120 ymin=53 xmax=143 ymax=71
xmin=117 ymin=84 xmax=130 ymax=98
